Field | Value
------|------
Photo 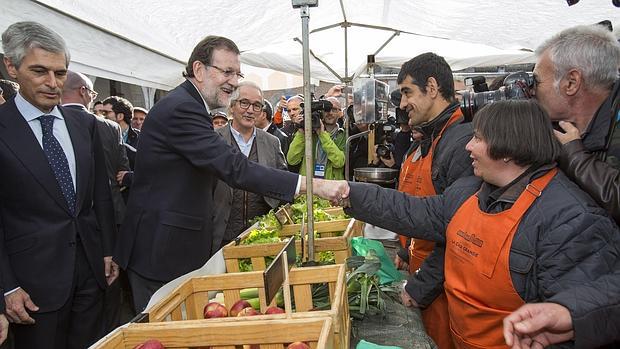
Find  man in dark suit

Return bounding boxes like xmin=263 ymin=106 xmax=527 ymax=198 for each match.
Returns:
xmin=101 ymin=96 xmax=139 ymax=203
xmin=61 ymin=70 xmax=133 ymax=330
xmin=0 ymin=22 xmax=118 ymax=349
xmin=255 ymin=99 xmax=289 ymax=156
xmin=115 ymin=35 xmax=337 ymax=313
xmin=212 ymin=82 xmax=288 ymax=252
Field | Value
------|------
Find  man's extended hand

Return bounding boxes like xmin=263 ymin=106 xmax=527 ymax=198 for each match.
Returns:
xmin=104 ymin=256 xmax=119 ymax=285
xmin=0 ymin=314 xmax=8 ymax=344
xmin=306 ymin=178 xmax=350 ymax=206
xmin=503 ymin=302 xmax=574 ymax=349
xmin=553 ymin=121 xmax=581 ymax=145
xmin=5 ymin=288 xmax=38 ymax=324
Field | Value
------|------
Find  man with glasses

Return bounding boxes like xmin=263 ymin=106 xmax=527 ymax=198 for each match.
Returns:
xmin=114 ymin=35 xmax=334 ymax=313
xmin=504 ymin=24 xmax=620 ymax=348
xmin=212 ymin=81 xmax=287 ymax=251
xmin=61 ymin=70 xmax=132 ymax=331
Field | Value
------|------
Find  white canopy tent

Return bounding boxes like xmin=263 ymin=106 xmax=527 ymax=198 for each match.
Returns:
xmin=1 ymin=0 xmax=618 ymax=90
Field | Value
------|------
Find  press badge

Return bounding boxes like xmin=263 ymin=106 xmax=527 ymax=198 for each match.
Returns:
xmin=314 ymin=164 xmax=326 ymax=178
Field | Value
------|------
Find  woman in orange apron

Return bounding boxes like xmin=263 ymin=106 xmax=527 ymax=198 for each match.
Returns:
xmin=342 ymin=100 xmax=620 ymax=348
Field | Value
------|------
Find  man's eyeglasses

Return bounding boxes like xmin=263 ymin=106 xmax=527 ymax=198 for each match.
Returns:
xmin=207 ymin=64 xmax=244 ymax=80
xmin=236 ymin=99 xmax=263 ymax=112
xmin=82 ymin=86 xmax=98 ymax=99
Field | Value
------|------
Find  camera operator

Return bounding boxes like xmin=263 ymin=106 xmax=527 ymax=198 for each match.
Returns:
xmin=281 ymin=95 xmax=303 ymax=138
xmin=286 ymin=97 xmax=346 ymax=180
xmin=393 ymin=52 xmax=473 ymax=349
xmin=504 ymin=24 xmax=620 ymax=349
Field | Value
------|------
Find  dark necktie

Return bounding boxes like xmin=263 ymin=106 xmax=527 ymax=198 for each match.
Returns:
xmin=39 ymin=114 xmax=76 ymax=215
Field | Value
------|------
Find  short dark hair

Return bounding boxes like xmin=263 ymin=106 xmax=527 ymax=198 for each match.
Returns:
xmin=473 ymin=100 xmax=561 ymax=167
xmin=102 ymin=96 xmax=134 ymax=125
xmin=93 ymin=100 xmax=102 ymax=107
xmin=263 ymin=100 xmax=273 ymax=121
xmin=397 ymin=52 xmax=455 ymax=102
xmin=0 ymin=79 xmax=19 ymax=99
xmin=183 ymin=36 xmax=240 ymax=78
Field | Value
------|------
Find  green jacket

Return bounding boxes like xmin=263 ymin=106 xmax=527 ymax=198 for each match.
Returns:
xmin=287 ymin=128 xmax=346 ymax=180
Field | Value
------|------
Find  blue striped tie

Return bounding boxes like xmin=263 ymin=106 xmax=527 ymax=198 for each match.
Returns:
xmin=39 ymin=114 xmax=76 ymax=215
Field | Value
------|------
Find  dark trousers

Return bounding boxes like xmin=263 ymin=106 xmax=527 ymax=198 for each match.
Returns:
xmin=126 ymin=269 xmax=165 ymax=314
xmin=12 ymin=243 xmax=104 ymax=349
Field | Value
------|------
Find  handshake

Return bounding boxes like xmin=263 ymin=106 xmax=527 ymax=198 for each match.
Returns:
xmin=299 ymin=177 xmax=351 ymax=207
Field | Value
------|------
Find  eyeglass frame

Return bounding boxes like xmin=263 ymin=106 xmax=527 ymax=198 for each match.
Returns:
xmin=235 ymin=98 xmax=263 ymax=112
xmin=81 ymin=85 xmax=98 ymax=99
xmin=205 ymin=64 xmax=245 ymax=80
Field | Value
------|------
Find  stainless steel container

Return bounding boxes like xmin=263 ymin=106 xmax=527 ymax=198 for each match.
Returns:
xmin=353 ymin=167 xmax=399 ymax=186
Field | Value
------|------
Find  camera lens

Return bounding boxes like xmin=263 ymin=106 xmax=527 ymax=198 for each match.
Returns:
xmin=376 ymin=144 xmax=390 ymax=158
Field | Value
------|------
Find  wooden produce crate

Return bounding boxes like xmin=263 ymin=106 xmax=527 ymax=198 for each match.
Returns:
xmin=223 ymin=218 xmax=363 ymax=273
xmin=145 ymin=264 xmax=350 ymax=349
xmin=93 ymin=317 xmax=333 ymax=349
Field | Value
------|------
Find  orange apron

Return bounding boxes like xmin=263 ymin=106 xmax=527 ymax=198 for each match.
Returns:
xmin=397 ymin=110 xmax=462 ymax=349
xmin=444 ymin=169 xmax=557 ymax=348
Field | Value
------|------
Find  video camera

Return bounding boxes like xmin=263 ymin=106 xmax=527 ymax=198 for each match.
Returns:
xmin=295 ymin=99 xmax=333 ymax=131
xmin=460 ymin=71 xmax=534 ymax=121
xmin=371 ymin=89 xmax=409 ymax=159
xmin=375 ymin=115 xmax=398 ymax=158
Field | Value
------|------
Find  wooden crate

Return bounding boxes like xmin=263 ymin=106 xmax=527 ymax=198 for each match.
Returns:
xmin=93 ymin=317 xmax=333 ymax=349
xmin=145 ymin=264 xmax=350 ymax=349
xmin=223 ymin=218 xmax=363 ymax=273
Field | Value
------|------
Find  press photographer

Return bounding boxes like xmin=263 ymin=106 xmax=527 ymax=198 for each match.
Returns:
xmin=286 ymin=96 xmax=346 ymax=179
xmin=369 ymin=93 xmax=413 ymax=169
xmin=460 ymin=71 xmax=534 ymax=121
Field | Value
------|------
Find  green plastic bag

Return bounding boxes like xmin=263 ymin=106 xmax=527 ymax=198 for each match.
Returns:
xmin=356 ymin=339 xmax=403 ymax=349
xmin=351 ymin=237 xmax=402 ymax=284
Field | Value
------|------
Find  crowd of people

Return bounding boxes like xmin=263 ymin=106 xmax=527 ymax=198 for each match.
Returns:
xmin=0 ymin=18 xmax=618 ymax=349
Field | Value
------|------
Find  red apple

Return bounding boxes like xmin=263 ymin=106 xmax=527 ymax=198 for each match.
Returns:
xmin=237 ymin=307 xmax=260 ymax=317
xmin=133 ymin=339 xmax=165 ymax=349
xmin=229 ymin=299 xmax=252 ymax=317
xmin=287 ymin=342 xmax=310 ymax=349
xmin=203 ymin=301 xmax=228 ymax=318
xmin=264 ymin=306 xmax=285 ymax=314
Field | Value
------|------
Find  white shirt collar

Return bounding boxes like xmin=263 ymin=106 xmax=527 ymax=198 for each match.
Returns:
xmin=15 ymin=92 xmax=63 ymax=121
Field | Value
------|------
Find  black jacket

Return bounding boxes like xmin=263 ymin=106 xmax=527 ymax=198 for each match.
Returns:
xmin=345 ymin=167 xmax=620 ymax=348
xmin=64 ymin=104 xmax=131 ymax=225
xmin=116 ymin=80 xmax=298 ymax=282
xmin=0 ymin=101 xmax=116 ymax=311
xmin=559 ymin=80 xmax=620 ymax=224
xmin=266 ymin=122 xmax=290 ymax=158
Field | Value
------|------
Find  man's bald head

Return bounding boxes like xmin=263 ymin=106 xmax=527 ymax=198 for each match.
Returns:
xmin=61 ymin=70 xmax=97 ymax=109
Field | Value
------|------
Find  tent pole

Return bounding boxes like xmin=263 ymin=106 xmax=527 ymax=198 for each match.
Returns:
xmin=344 ymin=18 xmax=351 ymax=181
xmin=296 ymin=1 xmax=316 ymax=264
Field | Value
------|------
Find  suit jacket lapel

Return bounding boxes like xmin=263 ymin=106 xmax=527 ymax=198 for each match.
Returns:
xmin=0 ymin=100 xmax=72 ymax=214
xmin=60 ymin=106 xmax=90 ymax=212
xmin=256 ymin=131 xmax=269 ymax=167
